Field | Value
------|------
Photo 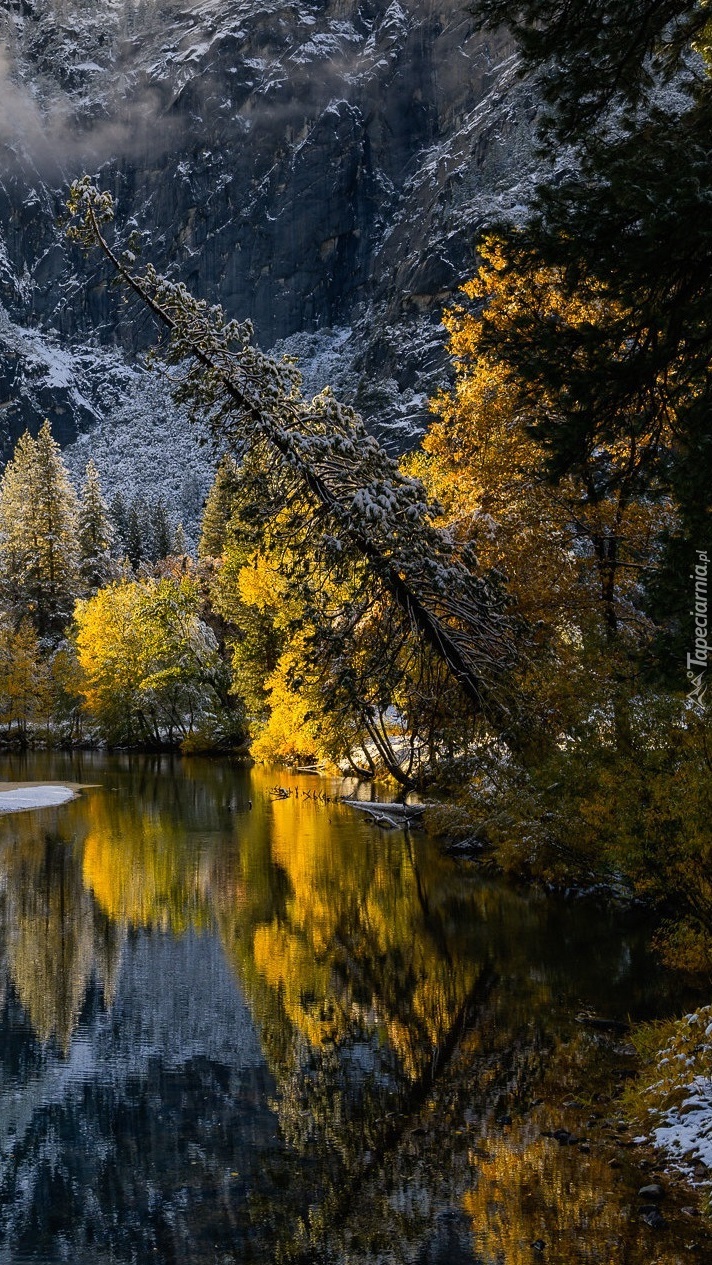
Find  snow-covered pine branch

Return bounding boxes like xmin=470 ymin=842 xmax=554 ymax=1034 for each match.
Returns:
xmin=65 ymin=177 xmax=520 ymax=727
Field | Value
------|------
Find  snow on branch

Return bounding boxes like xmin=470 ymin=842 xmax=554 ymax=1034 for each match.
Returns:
xmin=65 ymin=177 xmax=520 ymax=725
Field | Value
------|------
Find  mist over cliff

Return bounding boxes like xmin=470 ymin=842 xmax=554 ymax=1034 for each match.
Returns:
xmin=0 ymin=0 xmax=534 ymax=515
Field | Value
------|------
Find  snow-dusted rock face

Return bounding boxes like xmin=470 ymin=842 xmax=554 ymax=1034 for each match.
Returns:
xmin=0 ymin=0 xmax=534 ymax=468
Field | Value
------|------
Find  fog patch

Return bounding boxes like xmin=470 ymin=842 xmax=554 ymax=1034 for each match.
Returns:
xmin=0 ymin=53 xmax=182 ymax=178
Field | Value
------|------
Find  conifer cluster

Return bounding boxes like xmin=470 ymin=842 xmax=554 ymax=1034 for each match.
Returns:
xmin=0 ymin=420 xmax=213 ymax=747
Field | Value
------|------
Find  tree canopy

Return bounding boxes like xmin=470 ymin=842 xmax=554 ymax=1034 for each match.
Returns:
xmin=470 ymin=0 xmax=712 ymax=676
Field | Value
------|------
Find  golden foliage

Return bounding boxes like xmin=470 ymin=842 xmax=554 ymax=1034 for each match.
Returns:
xmin=225 ymin=789 xmax=487 ymax=1077
xmin=415 ymin=238 xmax=672 ymax=647
xmin=81 ymin=793 xmax=211 ymax=932
xmin=74 ymin=575 xmax=225 ymax=744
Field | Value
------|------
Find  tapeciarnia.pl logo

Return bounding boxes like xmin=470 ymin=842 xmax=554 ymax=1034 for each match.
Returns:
xmin=687 ymin=549 xmax=709 ymax=713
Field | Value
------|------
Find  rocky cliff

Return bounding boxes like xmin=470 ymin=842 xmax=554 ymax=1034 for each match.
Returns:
xmin=0 ymin=0 xmax=534 ymax=507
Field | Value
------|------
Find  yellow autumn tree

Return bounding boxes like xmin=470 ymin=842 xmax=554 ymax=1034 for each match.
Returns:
xmin=233 ymin=555 xmax=330 ymax=762
xmin=414 ymin=239 xmax=673 ymax=676
xmin=74 ymin=575 xmax=234 ymax=746
xmin=412 ymin=239 xmax=699 ymax=886
xmin=74 ymin=581 xmax=148 ymax=743
xmin=0 ymin=618 xmax=51 ymax=740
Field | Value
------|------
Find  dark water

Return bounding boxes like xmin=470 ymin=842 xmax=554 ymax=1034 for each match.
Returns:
xmin=0 ymin=752 xmax=706 ymax=1265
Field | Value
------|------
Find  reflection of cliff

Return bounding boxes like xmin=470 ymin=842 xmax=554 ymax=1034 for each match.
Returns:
xmin=0 ymin=793 xmax=274 ymax=1265
xmin=0 ymin=761 xmax=255 ymax=1053
xmin=0 ymin=930 xmax=276 ymax=1265
xmin=0 ymin=761 xmax=696 ymax=1264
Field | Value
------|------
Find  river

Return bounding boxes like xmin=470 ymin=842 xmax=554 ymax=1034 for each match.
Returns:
xmin=0 ymin=752 xmax=707 ymax=1264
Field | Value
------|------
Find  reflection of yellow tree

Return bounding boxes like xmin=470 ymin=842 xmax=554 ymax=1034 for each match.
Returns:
xmin=81 ymin=794 xmax=211 ymax=933
xmin=253 ymin=922 xmax=332 ymax=1048
xmin=465 ymin=1136 xmax=627 ymax=1265
xmin=231 ymin=788 xmax=488 ymax=1078
xmin=463 ymin=1111 xmax=699 ymax=1265
xmin=461 ymin=1023 xmax=697 ymax=1265
xmin=0 ymin=821 xmax=123 ymax=1052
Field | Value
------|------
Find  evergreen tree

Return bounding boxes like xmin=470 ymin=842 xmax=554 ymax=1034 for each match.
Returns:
xmin=475 ymin=1 xmax=708 ymax=141
xmin=0 ymin=420 xmax=80 ymax=641
xmin=109 ymin=490 xmax=128 ymax=556
xmin=78 ymin=459 xmax=115 ymax=593
xmin=0 ymin=617 xmax=50 ymax=740
xmin=172 ymin=522 xmax=188 ymax=557
xmin=125 ymin=499 xmax=145 ymax=569
xmin=151 ymin=497 xmax=172 ymax=562
xmin=198 ymin=454 xmax=240 ymax=559
xmin=472 ymin=0 xmax=712 ymax=674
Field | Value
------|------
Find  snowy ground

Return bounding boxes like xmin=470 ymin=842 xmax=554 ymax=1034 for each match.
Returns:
xmin=0 ymin=785 xmax=78 ymax=814
xmin=638 ymin=1006 xmax=712 ymax=1186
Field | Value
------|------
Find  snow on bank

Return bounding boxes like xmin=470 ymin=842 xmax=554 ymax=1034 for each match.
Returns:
xmin=653 ymin=1074 xmax=712 ymax=1174
xmin=0 ymin=786 xmax=77 ymax=814
xmin=637 ymin=1006 xmax=712 ymax=1184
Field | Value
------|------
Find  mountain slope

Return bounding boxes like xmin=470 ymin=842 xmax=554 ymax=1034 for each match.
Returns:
xmin=0 ymin=0 xmax=534 ymax=497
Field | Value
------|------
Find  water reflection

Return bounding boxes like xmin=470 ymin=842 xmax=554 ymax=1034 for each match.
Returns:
xmin=0 ymin=826 xmax=122 ymax=1051
xmin=0 ymin=756 xmax=706 ymax=1263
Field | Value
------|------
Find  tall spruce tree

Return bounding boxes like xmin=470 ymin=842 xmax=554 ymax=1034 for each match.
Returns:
xmin=198 ymin=455 xmax=240 ymax=559
xmin=0 ymin=421 xmax=80 ymax=641
xmin=109 ymin=489 xmax=128 ymax=556
xmin=78 ymin=459 xmax=115 ymax=593
xmin=151 ymin=498 xmax=172 ymax=562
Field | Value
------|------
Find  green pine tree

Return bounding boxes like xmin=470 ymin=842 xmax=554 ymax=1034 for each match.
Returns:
xmin=125 ymin=499 xmax=145 ymax=570
xmin=0 ymin=420 xmax=80 ymax=641
xmin=151 ymin=498 xmax=172 ymax=561
xmin=109 ymin=489 xmax=128 ymax=556
xmin=78 ymin=459 xmax=115 ymax=593
xmin=198 ymin=455 xmax=240 ymax=559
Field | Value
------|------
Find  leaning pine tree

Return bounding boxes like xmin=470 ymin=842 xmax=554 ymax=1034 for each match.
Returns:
xmin=65 ymin=179 xmax=525 ymax=752
xmin=0 ymin=420 xmax=81 ymax=642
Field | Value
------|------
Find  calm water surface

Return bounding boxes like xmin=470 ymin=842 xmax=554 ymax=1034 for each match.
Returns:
xmin=0 ymin=752 xmax=706 ymax=1265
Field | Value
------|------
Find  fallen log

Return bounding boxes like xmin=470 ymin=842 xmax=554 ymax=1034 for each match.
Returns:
xmin=340 ymin=800 xmax=430 ymax=817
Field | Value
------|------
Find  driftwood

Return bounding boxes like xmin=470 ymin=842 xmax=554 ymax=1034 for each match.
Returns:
xmin=341 ymin=800 xmax=429 ymax=816
xmin=341 ymin=800 xmax=432 ymax=828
